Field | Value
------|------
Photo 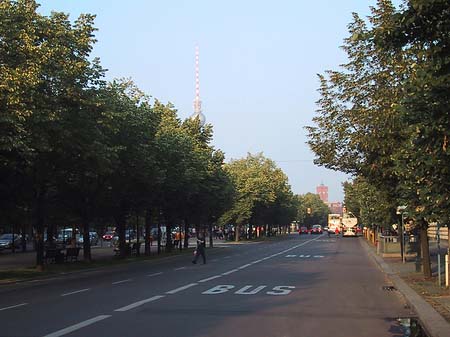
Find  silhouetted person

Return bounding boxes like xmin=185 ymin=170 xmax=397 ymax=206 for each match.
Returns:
xmin=192 ymin=235 xmax=206 ymax=264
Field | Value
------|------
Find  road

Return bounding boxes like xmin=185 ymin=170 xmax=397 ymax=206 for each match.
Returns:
xmin=0 ymin=234 xmax=415 ymax=337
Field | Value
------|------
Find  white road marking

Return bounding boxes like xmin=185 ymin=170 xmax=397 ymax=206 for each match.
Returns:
xmin=112 ymin=279 xmax=132 ymax=285
xmin=147 ymin=272 xmax=163 ymax=277
xmin=224 ymin=256 xmax=231 ymax=259
xmin=198 ymin=275 xmax=222 ymax=283
xmin=235 ymin=285 xmax=267 ymax=295
xmin=238 ymin=263 xmax=251 ymax=269
xmin=286 ymin=255 xmax=296 ymax=258
xmin=174 ymin=267 xmax=186 ymax=271
xmin=166 ymin=283 xmax=198 ymax=294
xmin=313 ymin=255 xmax=324 ymax=258
xmin=252 ymin=259 xmax=263 ymax=263
xmin=43 ymin=315 xmax=111 ymax=337
xmin=114 ymin=295 xmax=165 ymax=312
xmin=61 ymin=288 xmax=91 ymax=297
xmin=0 ymin=303 xmax=28 ymax=311
xmin=222 ymin=269 xmax=238 ymax=276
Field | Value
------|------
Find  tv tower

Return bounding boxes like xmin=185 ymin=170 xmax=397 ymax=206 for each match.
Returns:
xmin=190 ymin=45 xmax=206 ymax=126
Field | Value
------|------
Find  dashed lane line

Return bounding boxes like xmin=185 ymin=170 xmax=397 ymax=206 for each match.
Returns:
xmin=61 ymin=288 xmax=91 ymax=297
xmin=198 ymin=275 xmax=222 ymax=283
xmin=43 ymin=315 xmax=111 ymax=337
xmin=0 ymin=303 xmax=28 ymax=311
xmin=147 ymin=272 xmax=163 ymax=277
xmin=238 ymin=264 xmax=252 ymax=270
xmin=112 ymin=279 xmax=132 ymax=285
xmin=114 ymin=295 xmax=165 ymax=312
xmin=165 ymin=283 xmax=198 ymax=295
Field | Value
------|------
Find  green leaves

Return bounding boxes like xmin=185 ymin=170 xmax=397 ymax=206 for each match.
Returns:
xmin=307 ymin=0 xmax=450 ymax=225
xmin=221 ymin=153 xmax=295 ymax=228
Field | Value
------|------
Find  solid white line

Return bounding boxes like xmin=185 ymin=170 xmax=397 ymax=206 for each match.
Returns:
xmin=112 ymin=279 xmax=132 ymax=285
xmin=252 ymin=259 xmax=263 ymax=263
xmin=198 ymin=275 xmax=222 ymax=283
xmin=114 ymin=295 xmax=165 ymax=312
xmin=166 ymin=283 xmax=198 ymax=294
xmin=238 ymin=264 xmax=251 ymax=269
xmin=222 ymin=269 xmax=238 ymax=276
xmin=61 ymin=288 xmax=91 ymax=297
xmin=147 ymin=272 xmax=163 ymax=277
xmin=174 ymin=267 xmax=186 ymax=271
xmin=43 ymin=315 xmax=111 ymax=337
xmin=0 ymin=303 xmax=28 ymax=311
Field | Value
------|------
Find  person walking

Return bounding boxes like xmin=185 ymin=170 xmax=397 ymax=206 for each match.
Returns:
xmin=192 ymin=234 xmax=206 ymax=264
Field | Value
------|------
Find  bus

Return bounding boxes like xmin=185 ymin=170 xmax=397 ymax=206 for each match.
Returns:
xmin=328 ymin=214 xmax=341 ymax=234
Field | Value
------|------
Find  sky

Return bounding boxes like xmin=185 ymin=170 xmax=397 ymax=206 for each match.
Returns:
xmin=37 ymin=0 xmax=401 ymax=202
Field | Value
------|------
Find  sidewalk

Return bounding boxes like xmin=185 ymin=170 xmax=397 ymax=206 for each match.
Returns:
xmin=361 ymin=238 xmax=450 ymax=337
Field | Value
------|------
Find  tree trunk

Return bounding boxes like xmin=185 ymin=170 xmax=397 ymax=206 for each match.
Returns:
xmin=82 ymin=217 xmax=91 ymax=262
xmin=208 ymin=223 xmax=213 ymax=248
xmin=34 ymin=191 xmax=45 ymax=271
xmin=115 ymin=212 xmax=126 ymax=258
xmin=419 ymin=218 xmax=432 ymax=278
xmin=135 ymin=213 xmax=140 ymax=257
xmin=165 ymin=223 xmax=173 ymax=253
xmin=157 ymin=222 xmax=161 ymax=254
xmin=183 ymin=219 xmax=189 ymax=248
xmin=145 ymin=209 xmax=151 ymax=256
xmin=235 ymin=224 xmax=240 ymax=242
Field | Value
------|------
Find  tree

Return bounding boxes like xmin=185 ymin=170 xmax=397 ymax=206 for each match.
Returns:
xmin=295 ymin=193 xmax=329 ymax=228
xmin=0 ymin=1 xmax=106 ymax=269
xmin=375 ymin=0 xmax=450 ymax=277
xmin=221 ymin=153 xmax=295 ymax=241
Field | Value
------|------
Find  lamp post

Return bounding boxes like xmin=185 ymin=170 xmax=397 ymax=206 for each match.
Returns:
xmin=396 ymin=206 xmax=407 ymax=264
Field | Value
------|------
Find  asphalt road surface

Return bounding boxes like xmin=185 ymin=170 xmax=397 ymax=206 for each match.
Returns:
xmin=0 ymin=234 xmax=415 ymax=337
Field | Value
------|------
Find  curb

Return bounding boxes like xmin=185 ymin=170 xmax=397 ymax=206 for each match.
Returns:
xmin=360 ymin=238 xmax=450 ymax=337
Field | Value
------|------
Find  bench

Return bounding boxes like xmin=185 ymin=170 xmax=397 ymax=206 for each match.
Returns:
xmin=45 ymin=248 xmax=64 ymax=264
xmin=114 ymin=242 xmax=140 ymax=256
xmin=65 ymin=247 xmax=80 ymax=262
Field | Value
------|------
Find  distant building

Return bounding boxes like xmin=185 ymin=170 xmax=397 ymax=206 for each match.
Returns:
xmin=316 ymin=183 xmax=328 ymax=203
xmin=329 ymin=202 xmax=343 ymax=215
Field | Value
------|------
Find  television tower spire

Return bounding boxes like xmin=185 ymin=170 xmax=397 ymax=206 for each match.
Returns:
xmin=190 ymin=45 xmax=206 ymax=126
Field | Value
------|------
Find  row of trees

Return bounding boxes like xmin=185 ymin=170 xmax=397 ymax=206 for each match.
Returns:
xmin=306 ymin=0 xmax=449 ymax=277
xmin=0 ymin=1 xmax=324 ymax=270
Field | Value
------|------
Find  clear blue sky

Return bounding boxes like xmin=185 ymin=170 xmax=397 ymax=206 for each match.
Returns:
xmin=37 ymin=0 xmax=401 ymax=202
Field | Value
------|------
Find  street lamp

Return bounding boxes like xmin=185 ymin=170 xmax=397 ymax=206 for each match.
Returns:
xmin=396 ymin=206 xmax=407 ymax=264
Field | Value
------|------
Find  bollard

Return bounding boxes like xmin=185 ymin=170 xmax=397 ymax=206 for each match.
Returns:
xmin=446 ymin=254 xmax=449 ymax=288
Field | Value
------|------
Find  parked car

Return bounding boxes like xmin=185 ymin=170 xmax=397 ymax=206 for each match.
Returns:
xmin=298 ymin=226 xmax=308 ymax=235
xmin=310 ymin=225 xmax=323 ymax=234
xmin=0 ymin=233 xmax=21 ymax=251
xmin=102 ymin=231 xmax=115 ymax=241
